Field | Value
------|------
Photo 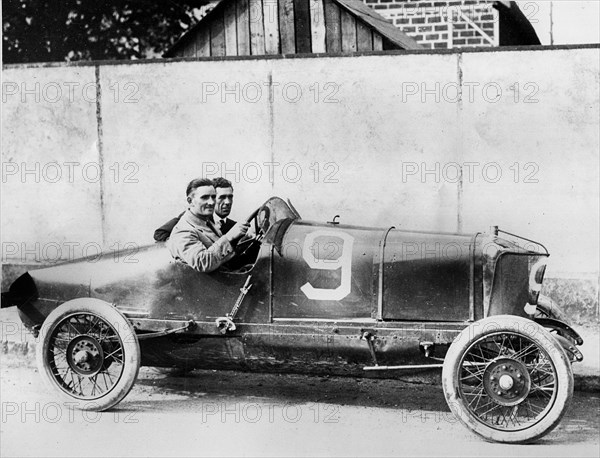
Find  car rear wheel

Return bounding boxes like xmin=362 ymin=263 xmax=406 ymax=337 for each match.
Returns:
xmin=442 ymin=315 xmax=573 ymax=443
xmin=36 ymin=298 xmax=140 ymax=411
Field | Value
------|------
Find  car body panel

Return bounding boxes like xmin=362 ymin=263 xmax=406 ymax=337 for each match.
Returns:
xmin=273 ymin=221 xmax=383 ymax=319
xmin=382 ymin=231 xmax=477 ymax=322
xmin=3 ymin=197 xmax=564 ymax=374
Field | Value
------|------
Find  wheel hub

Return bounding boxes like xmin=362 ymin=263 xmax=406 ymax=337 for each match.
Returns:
xmin=483 ymin=357 xmax=531 ymax=406
xmin=498 ymin=374 xmax=514 ymax=390
xmin=66 ymin=335 xmax=104 ymax=376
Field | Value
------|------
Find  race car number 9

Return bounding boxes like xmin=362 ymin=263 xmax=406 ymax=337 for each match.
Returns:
xmin=300 ymin=230 xmax=354 ymax=301
xmin=529 ymin=258 xmax=547 ymax=293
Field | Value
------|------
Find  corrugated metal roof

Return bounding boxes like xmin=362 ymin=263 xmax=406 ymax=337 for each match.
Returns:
xmin=164 ymin=0 xmax=422 ymax=57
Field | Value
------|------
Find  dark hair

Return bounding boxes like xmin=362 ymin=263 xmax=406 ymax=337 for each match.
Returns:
xmin=212 ymin=177 xmax=233 ymax=191
xmin=186 ymin=177 xmax=214 ymax=197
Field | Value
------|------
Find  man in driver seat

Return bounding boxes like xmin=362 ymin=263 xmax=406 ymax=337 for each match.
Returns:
xmin=168 ymin=178 xmax=249 ymax=272
xmin=154 ymin=177 xmax=237 ymax=241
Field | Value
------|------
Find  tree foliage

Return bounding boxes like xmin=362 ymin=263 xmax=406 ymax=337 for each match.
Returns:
xmin=2 ymin=0 xmax=210 ymax=64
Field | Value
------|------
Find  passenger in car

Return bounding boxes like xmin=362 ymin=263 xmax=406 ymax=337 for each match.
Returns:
xmin=167 ymin=178 xmax=249 ymax=272
xmin=211 ymin=177 xmax=237 ymax=235
xmin=154 ymin=177 xmax=237 ymax=241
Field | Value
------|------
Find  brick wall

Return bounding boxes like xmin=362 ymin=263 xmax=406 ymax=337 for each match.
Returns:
xmin=364 ymin=0 xmax=498 ymax=49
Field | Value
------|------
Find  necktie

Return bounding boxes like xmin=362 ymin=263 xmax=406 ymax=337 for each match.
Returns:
xmin=207 ymin=220 xmax=221 ymax=237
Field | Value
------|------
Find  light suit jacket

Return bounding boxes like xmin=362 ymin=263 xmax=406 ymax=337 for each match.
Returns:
xmin=167 ymin=210 xmax=235 ymax=272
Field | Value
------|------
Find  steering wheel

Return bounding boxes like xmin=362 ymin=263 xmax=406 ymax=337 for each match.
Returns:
xmin=234 ymin=204 xmax=270 ymax=257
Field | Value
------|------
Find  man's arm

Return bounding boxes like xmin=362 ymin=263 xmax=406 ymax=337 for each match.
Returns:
xmin=154 ymin=212 xmax=184 ymax=242
xmin=168 ymin=227 xmax=235 ymax=273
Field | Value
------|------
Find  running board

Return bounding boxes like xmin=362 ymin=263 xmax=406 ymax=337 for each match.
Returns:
xmin=363 ymin=363 xmax=443 ymax=371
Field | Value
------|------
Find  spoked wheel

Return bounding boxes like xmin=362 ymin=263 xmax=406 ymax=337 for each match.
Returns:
xmin=37 ymin=299 xmax=140 ymax=411
xmin=442 ymin=315 xmax=573 ymax=443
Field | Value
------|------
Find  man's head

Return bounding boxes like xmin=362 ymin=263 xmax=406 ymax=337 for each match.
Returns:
xmin=212 ymin=177 xmax=234 ymax=219
xmin=186 ymin=178 xmax=215 ymax=218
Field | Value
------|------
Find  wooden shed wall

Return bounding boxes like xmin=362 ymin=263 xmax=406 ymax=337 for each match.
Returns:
xmin=174 ymin=0 xmax=390 ymax=57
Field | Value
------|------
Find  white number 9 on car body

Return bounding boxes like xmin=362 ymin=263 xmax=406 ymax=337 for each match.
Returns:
xmin=300 ymin=230 xmax=354 ymax=301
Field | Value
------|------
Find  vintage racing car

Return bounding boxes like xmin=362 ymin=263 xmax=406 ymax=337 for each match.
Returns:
xmin=1 ymin=197 xmax=584 ymax=443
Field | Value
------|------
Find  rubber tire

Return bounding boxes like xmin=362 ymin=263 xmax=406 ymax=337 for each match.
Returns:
xmin=36 ymin=298 xmax=140 ymax=411
xmin=442 ymin=315 xmax=573 ymax=444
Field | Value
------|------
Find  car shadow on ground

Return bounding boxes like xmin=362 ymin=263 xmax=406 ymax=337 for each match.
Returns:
xmin=132 ymin=366 xmax=449 ymax=412
xmin=127 ymin=366 xmax=600 ymax=447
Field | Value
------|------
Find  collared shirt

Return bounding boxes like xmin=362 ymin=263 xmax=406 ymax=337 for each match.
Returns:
xmin=168 ymin=210 xmax=235 ymax=272
xmin=213 ymin=214 xmax=227 ymax=235
xmin=213 ymin=215 xmax=236 ymax=235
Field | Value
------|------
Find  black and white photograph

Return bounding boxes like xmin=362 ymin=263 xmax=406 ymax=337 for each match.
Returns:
xmin=1 ymin=1 xmax=599 ymax=456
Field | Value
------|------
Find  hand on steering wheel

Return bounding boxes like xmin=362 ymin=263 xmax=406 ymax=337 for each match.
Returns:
xmin=234 ymin=204 xmax=269 ymax=256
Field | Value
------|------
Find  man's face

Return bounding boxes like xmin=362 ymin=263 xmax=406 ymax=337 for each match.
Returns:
xmin=188 ymin=185 xmax=216 ymax=217
xmin=215 ymin=187 xmax=234 ymax=218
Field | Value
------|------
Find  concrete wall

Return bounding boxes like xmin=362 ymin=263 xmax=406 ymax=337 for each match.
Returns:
xmin=2 ymin=46 xmax=599 ymax=322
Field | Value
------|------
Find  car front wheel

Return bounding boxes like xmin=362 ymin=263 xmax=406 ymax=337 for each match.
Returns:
xmin=36 ymin=298 xmax=140 ymax=411
xmin=442 ymin=315 xmax=573 ymax=443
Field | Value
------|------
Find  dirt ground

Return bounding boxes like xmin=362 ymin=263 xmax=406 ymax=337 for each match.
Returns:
xmin=1 ymin=357 xmax=599 ymax=458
